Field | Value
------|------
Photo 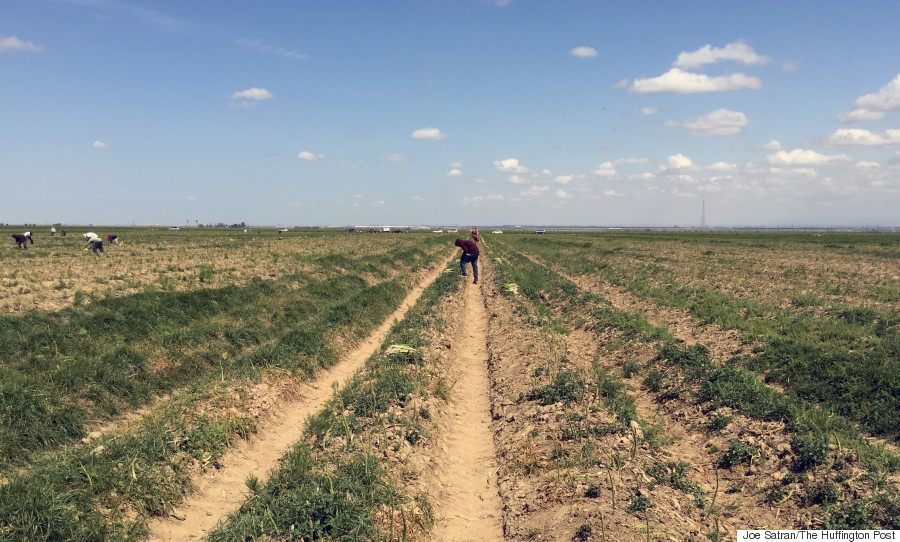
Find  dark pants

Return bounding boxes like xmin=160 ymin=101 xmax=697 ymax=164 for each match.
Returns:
xmin=460 ymin=253 xmax=479 ymax=279
xmin=89 ymin=240 xmax=104 ymax=253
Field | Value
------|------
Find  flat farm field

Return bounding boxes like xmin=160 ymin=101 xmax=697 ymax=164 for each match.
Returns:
xmin=1 ymin=228 xmax=898 ymax=541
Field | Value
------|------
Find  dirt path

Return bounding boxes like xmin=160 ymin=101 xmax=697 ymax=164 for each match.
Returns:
xmin=431 ymin=277 xmax=505 ymax=542
xmin=146 ymin=255 xmax=452 ymax=541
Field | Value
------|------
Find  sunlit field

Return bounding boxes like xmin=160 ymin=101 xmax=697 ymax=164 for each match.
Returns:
xmin=2 ymin=228 xmax=898 ymax=539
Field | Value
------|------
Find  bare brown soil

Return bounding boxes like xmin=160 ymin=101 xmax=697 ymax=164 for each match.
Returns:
xmin=428 ymin=279 xmax=505 ymax=542
xmin=474 ymin=251 xmax=877 ymax=541
xmin=588 ymin=239 xmax=899 ymax=312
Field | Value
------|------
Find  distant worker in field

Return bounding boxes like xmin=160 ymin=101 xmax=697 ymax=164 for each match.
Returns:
xmin=470 ymin=227 xmax=480 ymax=244
xmin=23 ymin=231 xmax=33 ymax=245
xmin=61 ymin=229 xmax=67 ymax=237
xmin=107 ymin=233 xmax=119 ymax=244
xmin=12 ymin=234 xmax=28 ymax=249
xmin=83 ymin=232 xmax=98 ymax=241
xmin=85 ymin=233 xmax=104 ymax=253
xmin=50 ymin=226 xmax=56 ymax=237
xmin=455 ymin=237 xmax=479 ymax=284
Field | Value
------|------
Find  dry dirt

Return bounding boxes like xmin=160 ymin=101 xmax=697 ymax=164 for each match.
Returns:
xmin=429 ymin=278 xmax=505 ymax=542
xmin=474 ymin=249 xmax=863 ymax=541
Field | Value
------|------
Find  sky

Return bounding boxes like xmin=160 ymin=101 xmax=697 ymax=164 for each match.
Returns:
xmin=2 ymin=0 xmax=899 ymax=227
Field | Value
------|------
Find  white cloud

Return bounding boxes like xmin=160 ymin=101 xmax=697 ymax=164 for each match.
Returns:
xmin=229 ymin=87 xmax=274 ymax=101
xmin=640 ymin=107 xmax=659 ymax=115
xmin=0 ymin=35 xmax=44 ymax=53
xmin=592 ymin=158 xmax=649 ymax=178
xmin=827 ymin=128 xmax=900 ymax=147
xmin=92 ymin=141 xmax=108 ymax=149
xmin=839 ymin=73 xmax=900 ymax=123
xmin=664 ymin=153 xmax=695 ymax=169
xmin=380 ymin=153 xmax=410 ymax=163
xmin=569 ymin=46 xmax=598 ymax=58
xmin=556 ymin=189 xmax=572 ymax=199
xmin=493 ymin=158 xmax=529 ymax=173
xmin=237 ymin=38 xmax=307 ymax=60
xmin=521 ymin=185 xmax=550 ymax=198
xmin=766 ymin=149 xmax=851 ymax=166
xmin=763 ymin=139 xmax=783 ymax=151
xmin=676 ymin=108 xmax=750 ymax=137
xmin=449 ymin=162 xmax=463 ymax=168
xmin=554 ymin=175 xmax=574 ymax=184
xmin=447 ymin=169 xmax=463 ymax=177
xmin=628 ymin=68 xmax=762 ymax=94
xmin=186 ymin=195 xmax=196 ymax=200
xmin=411 ymin=127 xmax=448 ymax=140
xmin=673 ymin=42 xmax=772 ymax=69
xmin=507 ymin=175 xmax=528 ymax=184
xmin=708 ymin=161 xmax=737 ymax=171
xmin=856 ymin=161 xmax=879 ymax=168
xmin=603 ymin=189 xmax=624 ymax=197
xmin=297 ymin=151 xmax=325 ymax=161
xmin=593 ymin=162 xmax=618 ymax=177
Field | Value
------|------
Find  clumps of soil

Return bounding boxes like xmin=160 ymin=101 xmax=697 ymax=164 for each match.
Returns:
xmin=477 ymin=259 xmax=883 ymax=540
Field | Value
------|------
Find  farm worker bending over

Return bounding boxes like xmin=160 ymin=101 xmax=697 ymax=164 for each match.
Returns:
xmin=23 ymin=231 xmax=33 ymax=245
xmin=107 ymin=233 xmax=119 ymax=244
xmin=50 ymin=227 xmax=56 ymax=237
xmin=85 ymin=233 xmax=104 ymax=253
xmin=12 ymin=234 xmax=28 ymax=249
xmin=455 ymin=238 xmax=479 ymax=284
xmin=82 ymin=232 xmax=98 ymax=241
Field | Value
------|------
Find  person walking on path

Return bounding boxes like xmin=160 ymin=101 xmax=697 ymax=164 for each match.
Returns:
xmin=470 ymin=227 xmax=480 ymax=244
xmin=85 ymin=233 xmax=104 ymax=253
xmin=455 ymin=237 xmax=479 ymax=284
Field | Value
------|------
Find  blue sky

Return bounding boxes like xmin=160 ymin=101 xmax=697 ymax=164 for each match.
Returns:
xmin=3 ymin=0 xmax=899 ymax=227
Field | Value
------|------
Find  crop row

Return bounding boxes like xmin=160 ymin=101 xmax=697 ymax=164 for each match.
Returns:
xmin=0 ymin=238 xmax=448 ymax=540
xmin=507 ymin=232 xmax=900 ymax=440
xmin=207 ymin=259 xmax=461 ymax=540
xmin=0 ymin=228 xmax=451 ymax=313
xmin=488 ymin=234 xmax=900 ymax=532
